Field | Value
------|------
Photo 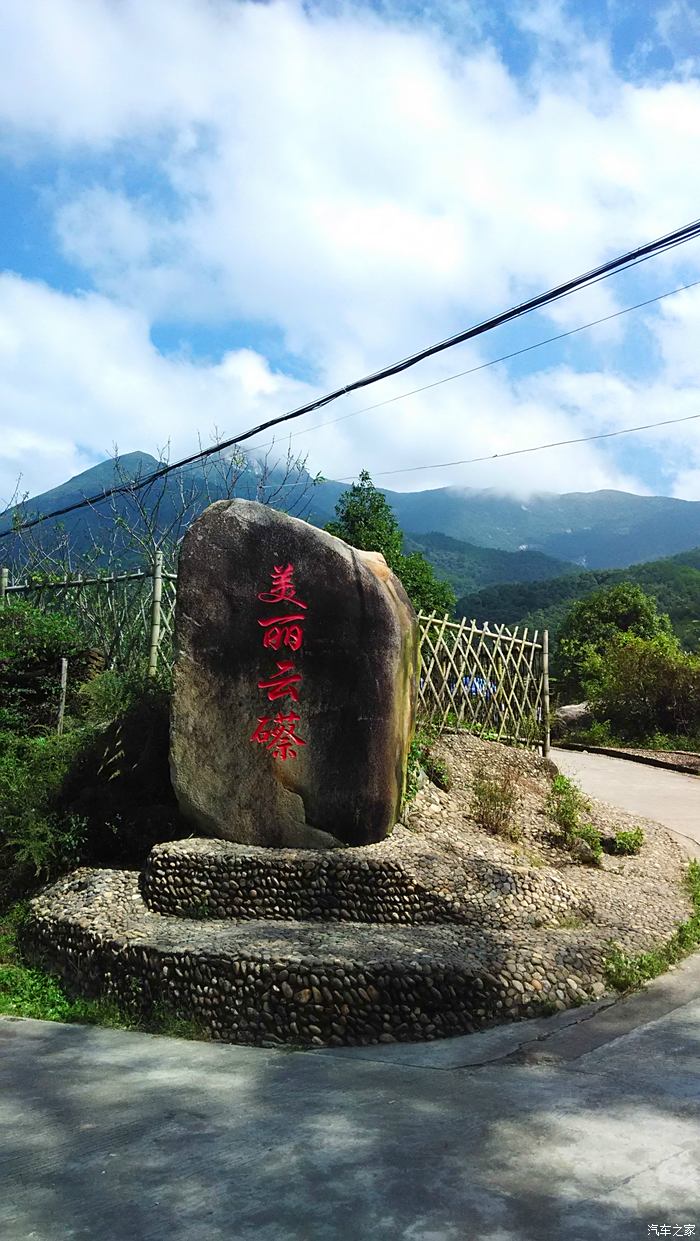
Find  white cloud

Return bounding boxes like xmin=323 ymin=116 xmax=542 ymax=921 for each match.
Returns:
xmin=0 ymin=275 xmax=314 ymax=502
xmin=1 ymin=1 xmax=700 ymax=503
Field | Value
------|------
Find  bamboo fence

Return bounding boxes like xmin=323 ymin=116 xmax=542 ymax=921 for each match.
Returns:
xmin=1 ymin=568 xmax=549 ymax=751
xmin=417 ymin=611 xmax=549 ymax=752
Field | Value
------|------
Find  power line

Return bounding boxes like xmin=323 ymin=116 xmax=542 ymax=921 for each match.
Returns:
xmin=3 ymin=214 xmax=700 ymax=539
xmin=252 ymin=274 xmax=700 ymax=466
xmin=339 ymin=411 xmax=700 ymax=482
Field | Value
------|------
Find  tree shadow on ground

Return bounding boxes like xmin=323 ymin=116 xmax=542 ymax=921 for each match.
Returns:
xmin=1 ymin=1006 xmax=699 ymax=1241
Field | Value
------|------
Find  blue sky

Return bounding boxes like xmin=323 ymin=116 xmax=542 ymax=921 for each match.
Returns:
xmin=1 ymin=0 xmax=700 ymax=503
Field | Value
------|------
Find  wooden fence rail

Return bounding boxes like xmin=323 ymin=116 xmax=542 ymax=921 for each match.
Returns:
xmin=417 ymin=611 xmax=550 ymax=753
xmin=2 ymin=568 xmax=549 ymax=752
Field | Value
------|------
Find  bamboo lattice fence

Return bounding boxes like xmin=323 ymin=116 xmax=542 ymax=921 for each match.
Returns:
xmin=417 ymin=611 xmax=549 ymax=752
xmin=1 ymin=558 xmax=178 ymax=675
xmin=1 ymin=567 xmax=549 ymax=751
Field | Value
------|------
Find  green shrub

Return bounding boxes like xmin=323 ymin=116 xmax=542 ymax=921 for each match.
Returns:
xmin=0 ymin=730 xmax=91 ymax=885
xmin=605 ymin=826 xmax=645 ymax=856
xmin=423 ymin=751 xmax=451 ymax=791
xmin=59 ymin=682 xmax=187 ymax=867
xmin=404 ymin=723 xmax=442 ymax=806
xmin=582 ymin=631 xmax=700 ymax=740
xmin=546 ymin=773 xmax=588 ymax=836
xmin=546 ymin=774 xmax=604 ymax=863
xmin=471 ymin=760 xmax=521 ymax=840
xmin=77 ymin=664 xmax=171 ymax=726
xmin=0 ymin=600 xmax=89 ymax=734
xmin=556 ymin=583 xmax=673 ymax=701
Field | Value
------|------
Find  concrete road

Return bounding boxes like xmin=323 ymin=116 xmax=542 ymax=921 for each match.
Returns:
xmin=553 ymin=746 xmax=700 ymax=856
xmin=3 ymin=952 xmax=700 ymax=1241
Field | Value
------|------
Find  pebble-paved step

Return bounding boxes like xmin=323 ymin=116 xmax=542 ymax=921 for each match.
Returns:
xmin=25 ymin=868 xmax=606 ymax=1048
xmin=142 ymin=838 xmax=590 ymax=928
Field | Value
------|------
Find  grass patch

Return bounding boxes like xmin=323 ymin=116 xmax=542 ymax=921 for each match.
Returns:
xmin=604 ymin=861 xmax=700 ymax=991
xmin=0 ymin=902 xmax=206 ymax=1039
xmin=471 ymin=760 xmax=521 ymax=840
xmin=556 ymin=914 xmax=587 ymax=930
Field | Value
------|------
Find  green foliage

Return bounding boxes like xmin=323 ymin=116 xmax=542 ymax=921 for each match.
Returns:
xmin=470 ymin=760 xmax=521 ymax=840
xmin=605 ymin=861 xmax=700 ymax=990
xmin=423 ymin=751 xmax=451 ymax=792
xmin=59 ymin=681 xmax=187 ymax=867
xmin=403 ymin=723 xmax=438 ymax=806
xmin=556 ymin=584 xmax=672 ymax=701
xmin=546 ymin=773 xmax=603 ymax=863
xmin=326 ymin=470 xmax=456 ymax=615
xmin=397 ymin=550 xmax=456 ymax=615
xmin=77 ymin=664 xmax=171 ymax=725
xmin=606 ymin=826 xmax=645 ymax=856
xmin=546 ymin=772 xmax=589 ymax=836
xmin=0 ymin=730 xmax=90 ymax=882
xmin=573 ymin=822 xmax=603 ymax=864
xmin=326 ymin=469 xmax=404 ymax=562
xmin=456 ymin=547 xmax=700 ymax=665
xmin=0 ymin=678 xmax=184 ymax=901
xmin=0 ymin=599 xmax=88 ymax=733
xmin=640 ymin=732 xmax=700 ymax=753
xmin=0 ymin=902 xmax=206 ymax=1036
xmin=582 ymin=631 xmax=700 ymax=739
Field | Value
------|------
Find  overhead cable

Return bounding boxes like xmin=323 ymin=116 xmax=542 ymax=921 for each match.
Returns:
xmin=3 ymin=214 xmax=700 ymax=539
xmin=339 ymin=411 xmax=700 ymax=482
xmin=252 ymin=274 xmax=700 ymax=469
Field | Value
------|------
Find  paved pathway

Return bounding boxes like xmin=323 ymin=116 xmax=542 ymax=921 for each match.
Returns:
xmin=553 ymin=746 xmax=700 ymax=856
xmin=3 ymin=951 xmax=700 ymax=1241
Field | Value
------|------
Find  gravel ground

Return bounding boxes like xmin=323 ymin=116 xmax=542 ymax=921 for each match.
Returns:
xmin=382 ymin=731 xmax=693 ymax=953
xmin=602 ymin=746 xmax=700 ymax=774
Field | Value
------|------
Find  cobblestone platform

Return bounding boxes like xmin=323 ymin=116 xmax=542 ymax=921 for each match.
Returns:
xmin=26 ymin=867 xmax=609 ymax=1047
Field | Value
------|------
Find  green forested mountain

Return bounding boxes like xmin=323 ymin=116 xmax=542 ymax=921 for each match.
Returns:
xmin=388 ymin=487 xmax=700 ymax=568
xmin=456 ymin=548 xmax=700 ymax=651
xmin=6 ymin=456 xmax=700 ymax=590
xmin=6 ymin=452 xmax=700 ymax=574
xmin=404 ymin=531 xmax=572 ymax=597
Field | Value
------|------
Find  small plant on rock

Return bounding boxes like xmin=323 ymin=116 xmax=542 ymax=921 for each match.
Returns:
xmin=423 ymin=751 xmax=451 ymax=792
xmin=605 ymin=826 xmax=645 ymax=856
xmin=403 ymin=723 xmax=448 ymax=807
xmin=471 ymin=760 xmax=521 ymax=841
xmin=572 ymin=823 xmax=603 ymax=865
xmin=546 ymin=773 xmax=603 ymax=864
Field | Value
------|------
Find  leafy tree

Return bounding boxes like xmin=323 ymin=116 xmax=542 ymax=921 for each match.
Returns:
xmin=326 ymin=470 xmax=455 ymax=615
xmin=581 ymin=631 xmax=700 ymax=739
xmin=325 ymin=471 xmax=404 ymax=562
xmin=555 ymin=583 xmax=673 ymax=701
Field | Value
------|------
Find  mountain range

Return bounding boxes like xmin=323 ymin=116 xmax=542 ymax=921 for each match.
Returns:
xmin=2 ymin=450 xmax=700 ymax=648
xmin=5 ymin=449 xmax=700 ymax=569
xmin=455 ymin=548 xmax=700 ymax=650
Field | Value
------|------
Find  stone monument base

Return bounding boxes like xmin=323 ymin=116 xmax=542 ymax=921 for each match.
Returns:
xmin=22 ymin=838 xmax=604 ymax=1048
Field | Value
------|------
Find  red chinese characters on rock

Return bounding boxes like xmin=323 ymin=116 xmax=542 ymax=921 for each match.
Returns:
xmin=251 ymin=564 xmax=307 ymax=760
xmin=250 ymin=711 xmax=306 ymax=761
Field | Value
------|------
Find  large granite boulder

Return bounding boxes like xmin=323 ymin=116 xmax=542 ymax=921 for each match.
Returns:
xmin=170 ymin=500 xmax=418 ymax=848
xmin=551 ymin=702 xmax=594 ymax=740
